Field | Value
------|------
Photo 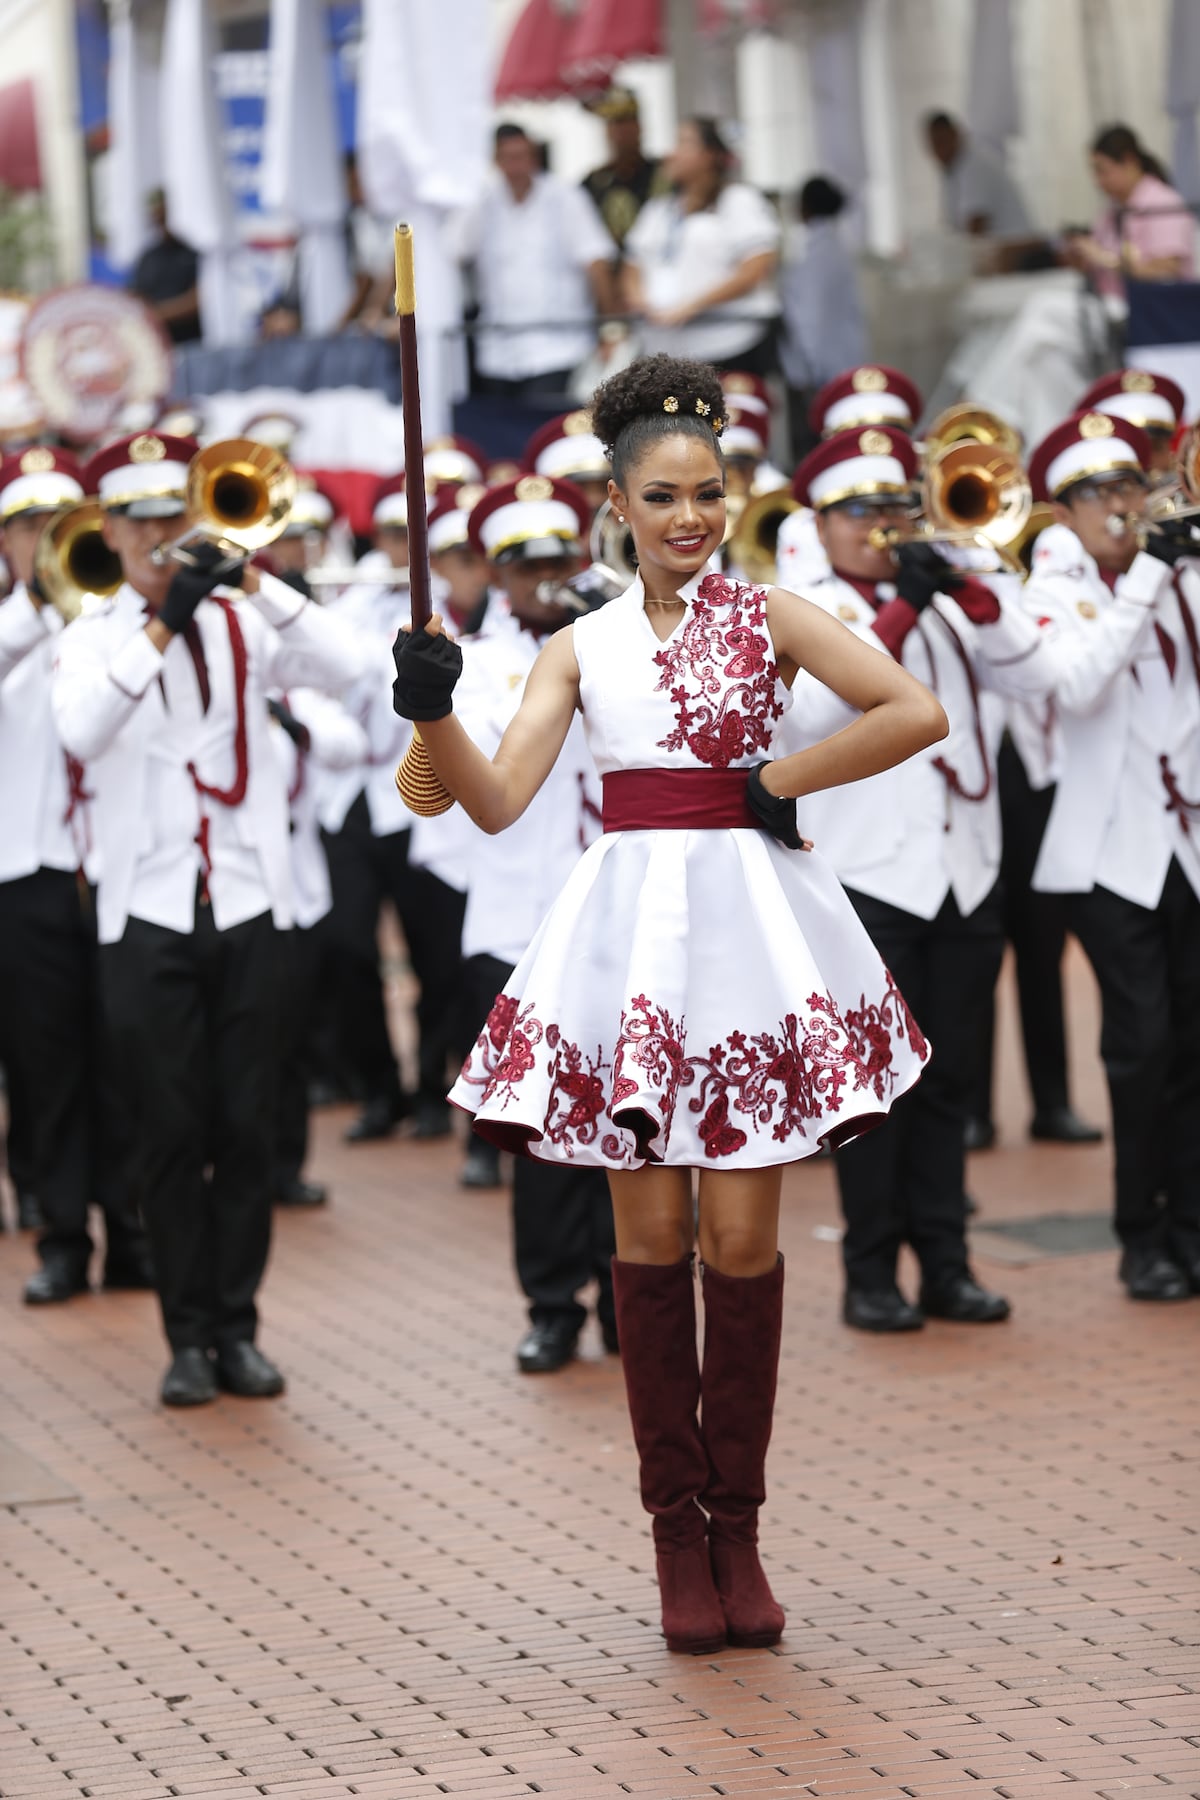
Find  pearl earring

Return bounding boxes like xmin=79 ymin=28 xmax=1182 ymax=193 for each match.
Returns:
xmin=617 ymin=512 xmax=625 ymax=522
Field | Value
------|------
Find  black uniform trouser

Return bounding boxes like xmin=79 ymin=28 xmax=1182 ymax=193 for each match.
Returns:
xmin=0 ymin=868 xmax=93 ymax=1267
xmin=972 ymin=737 xmax=1071 ymax=1120
xmin=465 ymin=953 xmax=616 ymax=1332
xmin=835 ymin=883 xmax=1005 ymax=1291
xmin=100 ymin=906 xmax=280 ymax=1353
xmin=323 ymin=798 xmax=466 ymax=1111
xmin=274 ymin=921 xmax=324 ymax=1189
xmin=1069 ymin=861 xmax=1200 ymax=1256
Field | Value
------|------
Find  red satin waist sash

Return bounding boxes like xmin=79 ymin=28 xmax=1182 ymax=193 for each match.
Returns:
xmin=602 ymin=768 xmax=757 ymax=833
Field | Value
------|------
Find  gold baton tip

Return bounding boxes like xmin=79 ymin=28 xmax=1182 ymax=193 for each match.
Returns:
xmin=394 ymin=223 xmax=416 ymax=316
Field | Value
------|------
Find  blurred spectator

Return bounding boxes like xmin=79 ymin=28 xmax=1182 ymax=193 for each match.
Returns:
xmin=582 ymin=89 xmax=668 ymax=256
xmin=260 ymin=295 xmax=302 ymax=339
xmin=925 ymin=112 xmax=1032 ymax=239
xmin=622 ymin=118 xmax=780 ymax=372
xmin=337 ymin=153 xmax=396 ymax=333
xmin=129 ymin=189 xmax=200 ymax=343
xmin=779 ymin=176 xmax=869 ymax=461
xmin=1066 ymin=123 xmax=1196 ymax=295
xmin=453 ymin=123 xmax=615 ymax=405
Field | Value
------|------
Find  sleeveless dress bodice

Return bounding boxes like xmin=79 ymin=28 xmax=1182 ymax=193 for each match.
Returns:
xmin=448 ymin=572 xmax=929 ymax=1169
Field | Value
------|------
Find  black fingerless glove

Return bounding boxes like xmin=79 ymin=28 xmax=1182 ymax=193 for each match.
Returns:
xmin=747 ymin=762 xmax=804 ymax=850
xmin=267 ymin=697 xmax=311 ymax=751
xmin=894 ymin=541 xmax=962 ymax=612
xmin=1142 ymin=516 xmax=1200 ymax=567
xmin=392 ymin=625 xmax=463 ymax=721
xmin=158 ymin=540 xmax=243 ymax=634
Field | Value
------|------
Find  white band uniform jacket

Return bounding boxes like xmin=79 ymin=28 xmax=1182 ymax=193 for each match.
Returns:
xmin=1020 ymin=544 xmax=1200 ymax=907
xmin=454 ymin=616 xmax=601 ymax=969
xmin=317 ymin=558 xmax=415 ymax=841
xmin=0 ymin=584 xmax=80 ymax=881
xmin=270 ymin=688 xmax=369 ymax=931
xmin=51 ymin=572 xmax=367 ymax=945
xmin=778 ymin=570 xmax=1054 ymax=920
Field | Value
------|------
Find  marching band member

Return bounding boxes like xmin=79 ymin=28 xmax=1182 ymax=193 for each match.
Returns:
xmin=452 ymin=475 xmax=614 ymax=1368
xmin=782 ymin=424 xmax=1055 ymax=1332
xmin=1074 ymin=369 xmax=1186 ymax=480
xmin=523 ymin=412 xmax=612 ymax=518
xmin=51 ymin=431 xmax=366 ymax=1406
xmin=427 ymin=485 xmax=492 ymax=637
xmin=0 ymin=448 xmax=152 ymax=1298
xmin=320 ymin=475 xmax=465 ymax=1143
xmin=268 ymin=689 xmax=368 ymax=1208
xmin=776 ymin=365 xmax=922 ymax=596
xmin=1022 ymin=411 xmax=1200 ymax=1301
xmin=269 ymin=478 xmax=336 ymax=595
xmin=424 ymin=435 xmax=487 ymax=494
xmin=394 ymin=354 xmax=945 ymax=1656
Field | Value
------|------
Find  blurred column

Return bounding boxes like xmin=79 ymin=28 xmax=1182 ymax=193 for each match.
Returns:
xmin=160 ymin=0 xmax=247 ymax=343
xmin=260 ymin=0 xmax=351 ymax=335
xmin=105 ymin=0 xmax=161 ymax=272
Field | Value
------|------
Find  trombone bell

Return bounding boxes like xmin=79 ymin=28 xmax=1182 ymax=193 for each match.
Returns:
xmin=187 ymin=437 xmax=297 ymax=552
xmin=32 ymin=501 xmax=124 ymax=622
xmin=726 ymin=490 xmax=800 ymax=586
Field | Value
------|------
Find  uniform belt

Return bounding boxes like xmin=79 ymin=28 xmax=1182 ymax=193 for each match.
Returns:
xmin=601 ymin=768 xmax=758 ymax=833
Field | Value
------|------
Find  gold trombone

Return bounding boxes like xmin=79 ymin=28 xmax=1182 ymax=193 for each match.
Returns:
xmin=1105 ymin=430 xmax=1200 ymax=545
xmin=921 ymin=403 xmax=1022 ymax=458
xmin=32 ymin=502 xmax=124 ymax=623
xmin=727 ymin=489 xmax=800 ymax=585
xmin=151 ymin=437 xmax=296 ymax=569
xmin=868 ymin=440 xmax=1033 ymax=572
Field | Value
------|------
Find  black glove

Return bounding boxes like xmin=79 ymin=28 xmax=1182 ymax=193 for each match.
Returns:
xmin=158 ymin=540 xmax=244 ymax=634
xmin=267 ymin=698 xmax=311 ymax=752
xmin=392 ymin=624 xmax=463 ymax=721
xmin=747 ymin=762 xmax=804 ymax=850
xmin=1142 ymin=515 xmax=1200 ymax=567
xmin=894 ymin=541 xmax=963 ymax=612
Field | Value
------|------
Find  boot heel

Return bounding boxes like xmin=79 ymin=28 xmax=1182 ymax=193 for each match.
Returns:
xmin=655 ymin=1542 xmax=727 ymax=1654
xmin=710 ymin=1540 xmax=785 ymax=1648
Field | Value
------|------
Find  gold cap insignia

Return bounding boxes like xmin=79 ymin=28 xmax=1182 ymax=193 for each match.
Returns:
xmin=724 ymin=373 xmax=753 ymax=394
xmin=1079 ymin=413 xmax=1115 ymax=440
xmin=129 ymin=434 xmax=166 ymax=462
xmin=426 ymin=435 xmax=453 ymax=452
xmin=562 ymin=410 xmax=592 ymax=436
xmin=457 ymin=483 xmax=485 ymax=513
xmin=488 ymin=461 xmax=520 ymax=483
xmin=1121 ymin=370 xmax=1155 ymax=393
xmin=859 ymin=428 xmax=892 ymax=455
xmin=514 ymin=475 xmax=553 ymax=502
xmin=852 ymin=367 xmax=887 ymax=393
xmin=1076 ymin=599 xmax=1097 ymax=619
xmin=19 ymin=447 xmax=55 ymax=474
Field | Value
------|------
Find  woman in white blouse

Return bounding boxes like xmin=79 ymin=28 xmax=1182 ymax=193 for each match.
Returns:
xmin=622 ymin=118 xmax=781 ymax=372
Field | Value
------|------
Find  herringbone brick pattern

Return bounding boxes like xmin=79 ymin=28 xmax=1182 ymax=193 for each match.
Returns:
xmin=1 ymin=949 xmax=1198 ymax=1799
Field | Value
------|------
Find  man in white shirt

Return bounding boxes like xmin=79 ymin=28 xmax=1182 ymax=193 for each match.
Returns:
xmin=0 ymin=449 xmax=153 ymax=1302
xmin=455 ymin=124 xmax=615 ymax=399
xmin=925 ymin=113 xmax=1033 ymax=240
xmin=52 ymin=432 xmax=365 ymax=1406
xmin=1022 ymin=410 xmax=1200 ymax=1302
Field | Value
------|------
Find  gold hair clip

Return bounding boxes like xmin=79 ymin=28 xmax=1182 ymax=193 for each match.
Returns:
xmin=695 ymin=399 xmax=710 ymax=417
xmin=712 ymin=415 xmax=725 ymax=433
xmin=663 ymin=395 xmax=679 ymax=414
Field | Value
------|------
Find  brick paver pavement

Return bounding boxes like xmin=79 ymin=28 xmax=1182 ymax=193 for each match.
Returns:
xmin=1 ymin=948 xmax=1198 ymax=1800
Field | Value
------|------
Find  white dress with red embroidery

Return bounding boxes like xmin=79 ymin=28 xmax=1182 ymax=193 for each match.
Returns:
xmin=448 ymin=570 xmax=930 ymax=1168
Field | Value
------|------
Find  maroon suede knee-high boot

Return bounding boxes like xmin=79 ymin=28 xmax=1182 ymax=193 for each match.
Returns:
xmin=610 ymin=1255 xmax=726 ymax=1655
xmin=700 ymin=1256 xmax=786 ymax=1647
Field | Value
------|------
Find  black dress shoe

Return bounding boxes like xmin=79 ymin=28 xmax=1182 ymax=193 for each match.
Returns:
xmin=275 ymin=1177 xmax=328 ymax=1207
xmin=307 ymin=1077 xmax=350 ymax=1108
xmin=516 ymin=1321 xmax=579 ymax=1373
xmin=920 ymin=1273 xmax=1011 ymax=1322
xmin=1119 ymin=1245 xmax=1190 ymax=1301
xmin=460 ymin=1141 xmax=502 ymax=1188
xmin=343 ymin=1095 xmax=404 ymax=1142
xmin=963 ymin=1117 xmax=996 ymax=1152
xmin=410 ymin=1100 xmax=452 ymax=1140
xmin=161 ymin=1348 xmax=218 ymax=1407
xmin=842 ymin=1287 xmax=925 ymax=1332
xmin=1030 ymin=1106 xmax=1102 ymax=1144
xmin=216 ymin=1341 xmax=286 ymax=1397
xmin=23 ymin=1256 xmax=90 ymax=1305
xmin=16 ymin=1191 xmax=43 ymax=1231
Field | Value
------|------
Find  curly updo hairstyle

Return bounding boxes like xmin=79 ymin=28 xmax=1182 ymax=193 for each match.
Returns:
xmin=592 ymin=354 xmax=726 ymax=487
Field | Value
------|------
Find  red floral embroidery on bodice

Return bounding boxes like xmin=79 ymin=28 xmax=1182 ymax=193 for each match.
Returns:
xmin=652 ymin=575 xmax=786 ymax=771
